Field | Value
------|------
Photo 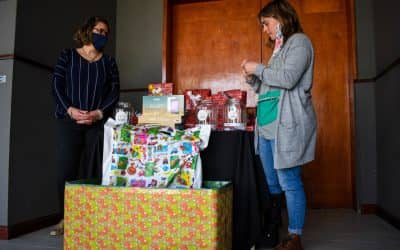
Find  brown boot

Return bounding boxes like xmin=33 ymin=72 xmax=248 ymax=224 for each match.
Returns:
xmin=274 ymin=234 xmax=303 ymax=250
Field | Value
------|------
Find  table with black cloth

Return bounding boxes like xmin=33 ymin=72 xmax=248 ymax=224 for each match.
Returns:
xmin=200 ymin=130 xmax=270 ymax=250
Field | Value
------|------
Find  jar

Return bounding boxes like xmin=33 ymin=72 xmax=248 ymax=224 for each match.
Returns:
xmin=196 ymin=99 xmax=216 ymax=129
xmin=114 ymin=101 xmax=133 ymax=124
xmin=223 ymin=98 xmax=246 ymax=130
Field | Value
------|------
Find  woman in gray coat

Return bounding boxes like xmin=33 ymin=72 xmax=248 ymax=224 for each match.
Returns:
xmin=241 ymin=1 xmax=317 ymax=249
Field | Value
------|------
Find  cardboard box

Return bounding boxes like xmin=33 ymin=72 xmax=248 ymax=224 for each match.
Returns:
xmin=142 ymin=95 xmax=185 ymax=116
xmin=138 ymin=113 xmax=182 ymax=127
xmin=64 ymin=179 xmax=232 ymax=249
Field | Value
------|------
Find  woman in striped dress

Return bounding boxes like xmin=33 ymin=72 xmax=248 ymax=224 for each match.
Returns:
xmin=50 ymin=16 xmax=120 ymax=235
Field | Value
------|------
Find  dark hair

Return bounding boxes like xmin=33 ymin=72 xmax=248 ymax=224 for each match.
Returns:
xmin=258 ymin=0 xmax=303 ymax=47
xmin=73 ymin=16 xmax=110 ymax=47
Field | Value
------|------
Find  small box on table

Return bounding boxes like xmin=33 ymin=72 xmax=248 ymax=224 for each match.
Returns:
xmin=138 ymin=113 xmax=182 ymax=127
xmin=140 ymin=95 xmax=185 ymax=126
xmin=64 ymin=179 xmax=232 ymax=249
xmin=142 ymin=95 xmax=184 ymax=116
xmin=148 ymin=82 xmax=174 ymax=96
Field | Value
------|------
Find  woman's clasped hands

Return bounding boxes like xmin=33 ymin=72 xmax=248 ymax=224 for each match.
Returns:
xmin=67 ymin=107 xmax=103 ymax=125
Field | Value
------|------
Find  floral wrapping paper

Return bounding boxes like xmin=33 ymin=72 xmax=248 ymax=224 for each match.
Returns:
xmin=64 ymin=181 xmax=232 ymax=249
xmin=102 ymin=122 xmax=205 ymax=189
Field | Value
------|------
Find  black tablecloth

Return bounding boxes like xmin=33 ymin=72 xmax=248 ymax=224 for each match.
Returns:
xmin=201 ymin=130 xmax=270 ymax=250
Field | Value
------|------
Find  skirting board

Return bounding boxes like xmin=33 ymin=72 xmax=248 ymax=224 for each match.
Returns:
xmin=0 ymin=213 xmax=61 ymax=240
xmin=360 ymin=204 xmax=377 ymax=214
xmin=377 ymin=207 xmax=400 ymax=231
xmin=361 ymin=204 xmax=400 ymax=230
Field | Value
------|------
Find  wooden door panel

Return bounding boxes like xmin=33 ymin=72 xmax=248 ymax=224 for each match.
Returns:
xmin=302 ymin=11 xmax=353 ymax=208
xmin=302 ymin=0 xmax=344 ymax=13
xmin=166 ymin=0 xmax=355 ymax=208
xmin=171 ymin=0 xmax=261 ymax=106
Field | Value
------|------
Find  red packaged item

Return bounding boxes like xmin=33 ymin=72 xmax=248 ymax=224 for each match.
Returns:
xmin=184 ymin=89 xmax=212 ymax=111
xmin=184 ymin=110 xmax=197 ymax=129
xmin=148 ymin=82 xmax=174 ymax=96
xmin=224 ymin=89 xmax=247 ymax=106
xmin=245 ymin=107 xmax=256 ymax=131
xmin=210 ymin=90 xmax=247 ymax=130
xmin=210 ymin=93 xmax=228 ymax=129
xmin=130 ymin=113 xmax=138 ymax=125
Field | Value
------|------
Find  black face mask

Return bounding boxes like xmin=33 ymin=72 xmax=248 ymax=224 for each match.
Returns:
xmin=92 ymin=33 xmax=108 ymax=51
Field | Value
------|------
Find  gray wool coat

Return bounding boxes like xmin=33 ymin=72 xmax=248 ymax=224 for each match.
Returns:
xmin=247 ymin=33 xmax=317 ymax=169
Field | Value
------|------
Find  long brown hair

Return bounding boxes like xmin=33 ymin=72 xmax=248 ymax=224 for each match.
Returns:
xmin=258 ymin=0 xmax=303 ymax=48
xmin=73 ymin=16 xmax=110 ymax=47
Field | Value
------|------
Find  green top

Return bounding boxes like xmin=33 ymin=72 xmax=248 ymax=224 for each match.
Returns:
xmin=257 ymin=90 xmax=281 ymax=139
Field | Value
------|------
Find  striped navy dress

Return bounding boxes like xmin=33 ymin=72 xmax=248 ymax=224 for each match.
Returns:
xmin=52 ymin=48 xmax=120 ymax=119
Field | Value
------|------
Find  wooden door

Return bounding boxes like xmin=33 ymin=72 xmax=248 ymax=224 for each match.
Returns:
xmin=164 ymin=0 xmax=262 ymax=106
xmin=164 ymin=0 xmax=356 ymax=208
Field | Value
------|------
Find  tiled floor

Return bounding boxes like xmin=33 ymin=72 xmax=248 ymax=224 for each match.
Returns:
xmin=0 ymin=209 xmax=399 ymax=250
xmin=301 ymin=209 xmax=400 ymax=250
xmin=0 ymin=226 xmax=63 ymax=250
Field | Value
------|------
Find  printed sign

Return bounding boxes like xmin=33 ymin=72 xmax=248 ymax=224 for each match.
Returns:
xmin=0 ymin=75 xmax=6 ymax=84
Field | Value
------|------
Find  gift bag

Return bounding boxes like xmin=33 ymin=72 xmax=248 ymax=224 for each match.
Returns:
xmin=102 ymin=119 xmax=210 ymax=188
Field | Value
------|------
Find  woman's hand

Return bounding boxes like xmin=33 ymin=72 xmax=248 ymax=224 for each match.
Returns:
xmin=76 ymin=110 xmax=103 ymax=125
xmin=67 ymin=107 xmax=89 ymax=121
xmin=241 ymin=59 xmax=258 ymax=83
xmin=241 ymin=59 xmax=258 ymax=75
xmin=68 ymin=107 xmax=103 ymax=125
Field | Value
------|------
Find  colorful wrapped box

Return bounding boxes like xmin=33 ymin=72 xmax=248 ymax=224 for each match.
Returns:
xmin=64 ymin=179 xmax=232 ymax=249
xmin=148 ymin=82 xmax=174 ymax=96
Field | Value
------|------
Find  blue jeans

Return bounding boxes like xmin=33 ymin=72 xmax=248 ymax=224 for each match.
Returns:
xmin=258 ymin=137 xmax=306 ymax=235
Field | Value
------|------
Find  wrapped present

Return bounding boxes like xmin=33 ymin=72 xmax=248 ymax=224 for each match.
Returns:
xmin=102 ymin=119 xmax=211 ymax=189
xmin=184 ymin=89 xmax=212 ymax=111
xmin=64 ymin=179 xmax=232 ymax=249
xmin=148 ymin=82 xmax=174 ymax=96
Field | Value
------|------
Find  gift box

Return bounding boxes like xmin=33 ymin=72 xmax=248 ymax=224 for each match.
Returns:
xmin=148 ymin=82 xmax=174 ymax=96
xmin=210 ymin=93 xmax=227 ymax=129
xmin=210 ymin=90 xmax=247 ymax=129
xmin=142 ymin=95 xmax=184 ymax=115
xmin=184 ymin=89 xmax=212 ymax=111
xmin=138 ymin=113 xmax=182 ymax=128
xmin=224 ymin=89 xmax=247 ymax=107
xmin=64 ymin=179 xmax=232 ymax=249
